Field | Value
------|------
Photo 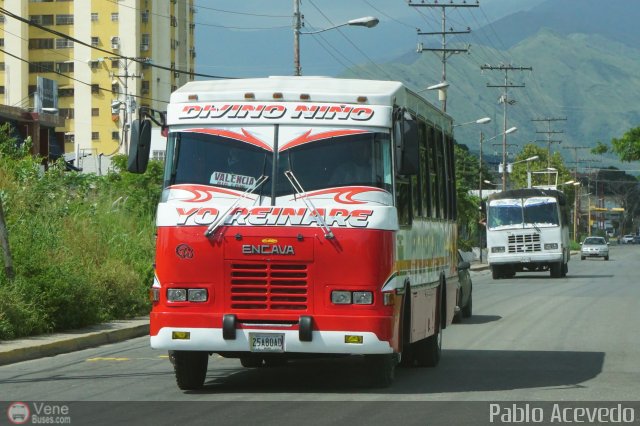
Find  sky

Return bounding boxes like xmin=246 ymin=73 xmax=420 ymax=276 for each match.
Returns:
xmin=192 ymin=0 xmax=546 ymax=79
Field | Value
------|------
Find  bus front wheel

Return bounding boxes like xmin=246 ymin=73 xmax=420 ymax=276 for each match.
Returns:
xmin=365 ymin=353 xmax=397 ymax=388
xmin=173 ymin=350 xmax=208 ymax=390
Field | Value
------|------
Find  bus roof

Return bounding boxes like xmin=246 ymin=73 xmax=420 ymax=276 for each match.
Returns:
xmin=488 ymin=188 xmax=567 ymax=205
xmin=171 ymin=76 xmax=406 ymax=107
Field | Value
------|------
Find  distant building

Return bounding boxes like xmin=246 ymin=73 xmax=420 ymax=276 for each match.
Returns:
xmin=1 ymin=0 xmax=195 ymax=161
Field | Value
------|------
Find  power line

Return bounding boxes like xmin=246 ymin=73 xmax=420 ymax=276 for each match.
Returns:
xmin=0 ymin=47 xmax=168 ymax=105
xmin=481 ymin=63 xmax=533 ymax=190
xmin=0 ymin=7 xmax=234 ymax=80
xmin=409 ymin=1 xmax=478 ymax=112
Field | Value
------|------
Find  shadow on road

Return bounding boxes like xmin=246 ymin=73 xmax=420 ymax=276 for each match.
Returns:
xmin=457 ymin=315 xmax=501 ymax=325
xmin=190 ymin=349 xmax=604 ymax=395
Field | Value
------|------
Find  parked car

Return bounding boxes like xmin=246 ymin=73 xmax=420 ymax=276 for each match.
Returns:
xmin=580 ymin=236 xmax=609 ymax=260
xmin=454 ymin=250 xmax=473 ymax=322
xmin=634 ymin=235 xmax=640 ymax=244
xmin=622 ymin=234 xmax=635 ymax=244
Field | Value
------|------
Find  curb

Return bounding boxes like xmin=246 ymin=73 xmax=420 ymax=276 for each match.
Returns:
xmin=0 ymin=319 xmax=149 ymax=366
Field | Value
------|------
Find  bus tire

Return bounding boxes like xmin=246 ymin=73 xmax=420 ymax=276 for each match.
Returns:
xmin=173 ymin=350 xmax=208 ymax=390
xmin=365 ymin=353 xmax=396 ymax=388
xmin=550 ymin=262 xmax=563 ymax=278
xmin=462 ymin=291 xmax=472 ymax=318
xmin=491 ymin=266 xmax=501 ymax=280
xmin=240 ymin=356 xmax=263 ymax=368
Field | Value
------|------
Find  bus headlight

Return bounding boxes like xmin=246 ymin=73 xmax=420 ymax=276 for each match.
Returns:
xmin=167 ymin=288 xmax=208 ymax=302
xmin=544 ymin=243 xmax=558 ymax=250
xmin=491 ymin=246 xmax=506 ymax=253
xmin=167 ymin=289 xmax=187 ymax=302
xmin=353 ymin=291 xmax=373 ymax=305
xmin=188 ymin=289 xmax=208 ymax=302
xmin=331 ymin=291 xmax=352 ymax=304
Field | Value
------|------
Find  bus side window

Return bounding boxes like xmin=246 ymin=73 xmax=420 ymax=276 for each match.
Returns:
xmin=396 ymin=178 xmax=412 ymax=227
xmin=419 ymin=121 xmax=432 ymax=218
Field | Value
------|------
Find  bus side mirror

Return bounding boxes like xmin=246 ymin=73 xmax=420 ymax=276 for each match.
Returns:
xmin=127 ymin=119 xmax=152 ymax=173
xmin=394 ymin=113 xmax=419 ymax=175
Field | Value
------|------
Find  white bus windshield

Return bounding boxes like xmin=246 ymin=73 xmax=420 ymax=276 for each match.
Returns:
xmin=164 ymin=127 xmax=392 ymax=197
xmin=488 ymin=197 xmax=559 ymax=229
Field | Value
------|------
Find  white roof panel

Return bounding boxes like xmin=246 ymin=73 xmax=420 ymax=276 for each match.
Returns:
xmin=171 ymin=76 xmax=406 ymax=107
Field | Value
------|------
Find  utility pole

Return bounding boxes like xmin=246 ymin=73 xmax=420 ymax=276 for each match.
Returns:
xmin=293 ymin=0 xmax=302 ymax=76
xmin=481 ymin=64 xmax=532 ymax=191
xmin=410 ymin=1 xmax=478 ymax=112
xmin=0 ymin=197 xmax=14 ymax=281
xmin=532 ymin=117 xmax=566 ymax=185
xmin=113 ymin=58 xmax=143 ymax=153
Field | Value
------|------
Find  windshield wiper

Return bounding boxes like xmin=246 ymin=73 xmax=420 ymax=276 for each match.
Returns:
xmin=204 ymin=175 xmax=269 ymax=237
xmin=284 ymin=170 xmax=334 ymax=239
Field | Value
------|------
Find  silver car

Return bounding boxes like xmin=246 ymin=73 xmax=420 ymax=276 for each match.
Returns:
xmin=580 ymin=237 xmax=609 ymax=261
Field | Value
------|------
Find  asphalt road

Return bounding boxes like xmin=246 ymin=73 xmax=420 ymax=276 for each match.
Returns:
xmin=1 ymin=244 xmax=639 ymax=425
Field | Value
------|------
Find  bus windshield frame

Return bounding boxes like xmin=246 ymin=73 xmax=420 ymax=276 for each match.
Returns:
xmin=163 ymin=126 xmax=393 ymax=198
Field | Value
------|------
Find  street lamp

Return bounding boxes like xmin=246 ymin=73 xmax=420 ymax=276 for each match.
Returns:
xmin=293 ymin=0 xmax=378 ymax=76
xmin=507 ymin=155 xmax=539 ymax=188
xmin=453 ymin=117 xmax=491 ymax=127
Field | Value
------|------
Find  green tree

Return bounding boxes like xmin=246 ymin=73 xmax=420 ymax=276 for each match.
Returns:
xmin=590 ymin=127 xmax=640 ymax=162
xmin=510 ymin=144 xmax=572 ymax=191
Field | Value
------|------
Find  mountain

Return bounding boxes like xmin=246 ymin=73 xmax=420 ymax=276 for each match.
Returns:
xmin=473 ymin=0 xmax=640 ymax=50
xmin=340 ymin=1 xmax=640 ymax=168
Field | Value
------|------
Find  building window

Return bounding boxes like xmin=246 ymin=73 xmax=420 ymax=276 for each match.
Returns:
xmin=111 ymin=13 xmax=119 ymax=22
xmin=111 ymin=58 xmax=120 ymax=69
xmin=59 ymin=108 xmax=74 ymax=119
xmin=141 ymin=80 xmax=149 ymax=94
xmin=55 ymin=14 xmax=74 ymax=25
xmin=30 ymin=15 xmax=54 ymax=25
xmin=56 ymin=62 xmax=74 ymax=73
xmin=59 ymin=88 xmax=74 ymax=97
xmin=112 ymin=131 xmax=120 ymax=140
xmin=55 ymin=38 xmax=73 ymax=49
xmin=91 ymin=132 xmax=100 ymax=140
xmin=28 ymin=39 xmax=54 ymax=49
xmin=92 ymin=108 xmax=100 ymax=117
xmin=91 ymin=37 xmax=99 ymax=47
xmin=111 ymin=36 xmax=120 ymax=49
xmin=141 ymin=10 xmax=149 ymax=23
xmin=0 ymin=63 xmax=4 ymax=71
xmin=0 ymin=86 xmax=4 ymax=95
xmin=29 ymin=62 xmax=54 ymax=73
xmin=112 ymin=82 xmax=120 ymax=93
xmin=91 ymin=84 xmax=100 ymax=94
xmin=152 ymin=150 xmax=165 ymax=162
xmin=91 ymin=13 xmax=98 ymax=22
xmin=141 ymin=33 xmax=150 ymax=52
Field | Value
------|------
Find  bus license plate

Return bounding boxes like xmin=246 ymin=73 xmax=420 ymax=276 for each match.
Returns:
xmin=249 ymin=333 xmax=284 ymax=353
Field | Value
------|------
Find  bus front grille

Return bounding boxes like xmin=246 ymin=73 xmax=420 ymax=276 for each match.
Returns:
xmin=508 ymin=233 xmax=541 ymax=253
xmin=229 ymin=263 xmax=308 ymax=311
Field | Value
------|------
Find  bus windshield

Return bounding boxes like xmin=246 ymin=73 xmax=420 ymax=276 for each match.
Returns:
xmin=488 ymin=197 xmax=559 ymax=229
xmin=164 ymin=127 xmax=392 ymax=197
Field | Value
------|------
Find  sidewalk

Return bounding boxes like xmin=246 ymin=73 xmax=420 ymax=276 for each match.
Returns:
xmin=0 ymin=317 xmax=149 ymax=366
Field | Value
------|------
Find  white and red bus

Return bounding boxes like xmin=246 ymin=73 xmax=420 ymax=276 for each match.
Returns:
xmin=128 ymin=76 xmax=459 ymax=389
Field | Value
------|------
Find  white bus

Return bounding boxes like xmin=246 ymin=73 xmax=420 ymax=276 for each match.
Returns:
xmin=486 ymin=188 xmax=570 ymax=279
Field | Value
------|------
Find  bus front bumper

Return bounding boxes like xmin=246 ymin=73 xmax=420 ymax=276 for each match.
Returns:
xmin=488 ymin=251 xmax=564 ymax=265
xmin=150 ymin=327 xmax=393 ymax=354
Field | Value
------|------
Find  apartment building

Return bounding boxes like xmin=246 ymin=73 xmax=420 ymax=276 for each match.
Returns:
xmin=1 ymin=0 xmax=195 ymax=158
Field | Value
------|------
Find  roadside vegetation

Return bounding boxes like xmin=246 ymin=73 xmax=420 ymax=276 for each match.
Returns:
xmin=0 ymin=124 xmax=162 ymax=340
